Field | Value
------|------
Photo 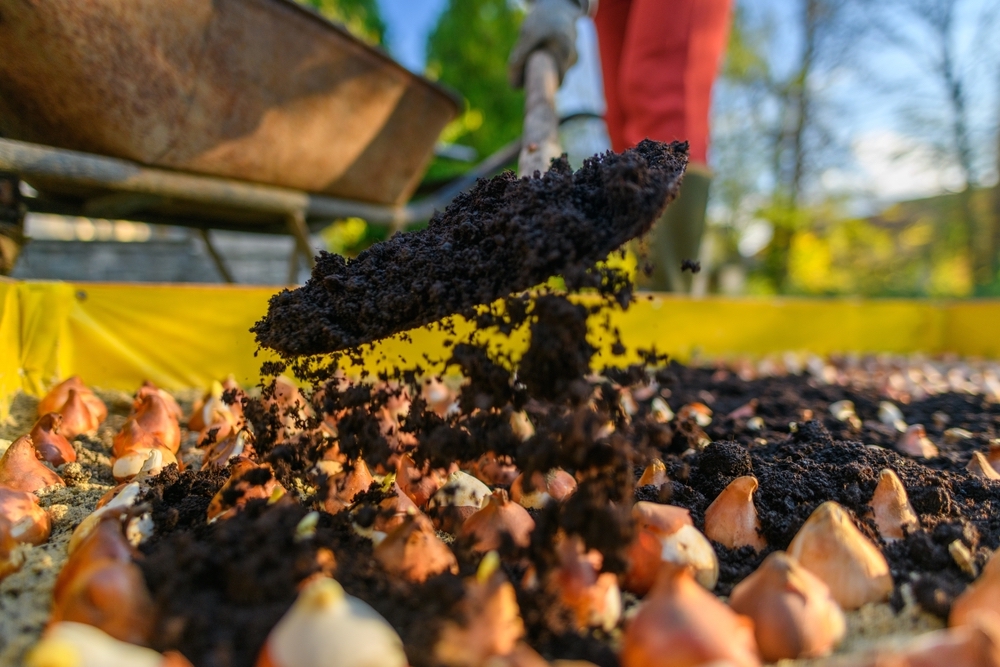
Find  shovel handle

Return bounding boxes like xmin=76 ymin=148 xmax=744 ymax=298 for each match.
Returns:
xmin=517 ymin=50 xmax=562 ymax=178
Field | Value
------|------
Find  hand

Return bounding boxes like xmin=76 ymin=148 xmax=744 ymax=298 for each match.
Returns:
xmin=508 ymin=0 xmax=586 ymax=89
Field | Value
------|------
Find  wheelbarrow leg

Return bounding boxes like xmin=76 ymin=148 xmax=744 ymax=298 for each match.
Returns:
xmin=198 ymin=228 xmax=235 ymax=284
xmin=0 ymin=173 xmax=26 ymax=276
xmin=285 ymin=210 xmax=316 ymax=284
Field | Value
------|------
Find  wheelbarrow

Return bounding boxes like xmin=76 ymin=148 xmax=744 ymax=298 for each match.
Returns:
xmin=0 ymin=0 xmax=522 ymax=281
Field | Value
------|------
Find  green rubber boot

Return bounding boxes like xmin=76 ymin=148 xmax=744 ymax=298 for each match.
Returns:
xmin=647 ymin=165 xmax=712 ymax=292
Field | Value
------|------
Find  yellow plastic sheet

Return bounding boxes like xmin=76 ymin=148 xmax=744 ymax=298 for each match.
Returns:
xmin=3 ymin=279 xmax=1000 ymax=421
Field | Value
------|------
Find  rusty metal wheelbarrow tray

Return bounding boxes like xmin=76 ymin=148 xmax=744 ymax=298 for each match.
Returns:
xmin=0 ymin=0 xmax=459 ymax=207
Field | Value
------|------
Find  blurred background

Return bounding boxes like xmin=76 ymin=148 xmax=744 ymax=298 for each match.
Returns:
xmin=9 ymin=0 xmax=1000 ymax=297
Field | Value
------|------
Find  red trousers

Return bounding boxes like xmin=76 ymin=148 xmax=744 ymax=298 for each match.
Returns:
xmin=594 ymin=0 xmax=732 ymax=165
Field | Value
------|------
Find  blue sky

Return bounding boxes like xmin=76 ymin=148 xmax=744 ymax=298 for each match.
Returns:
xmin=377 ymin=0 xmax=448 ymax=72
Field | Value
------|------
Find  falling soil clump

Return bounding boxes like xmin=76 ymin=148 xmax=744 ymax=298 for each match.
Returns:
xmin=251 ymin=139 xmax=687 ymax=355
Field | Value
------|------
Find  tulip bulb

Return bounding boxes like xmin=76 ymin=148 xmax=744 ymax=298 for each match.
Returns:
xmin=207 ymin=459 xmax=286 ymax=522
xmin=460 ymin=489 xmax=535 ymax=553
xmin=704 ymin=476 xmax=766 ymax=551
xmin=950 ymin=548 xmax=1000 ymax=628
xmin=879 ymin=401 xmax=907 ymax=431
xmin=131 ymin=393 xmax=181 ymax=454
xmin=787 ymin=501 xmax=893 ymax=610
xmin=633 ymin=502 xmax=719 ymax=590
xmin=323 ymin=458 xmax=374 ymax=515
xmin=50 ymin=557 xmax=155 ymax=645
xmin=427 ymin=471 xmax=492 ymax=533
xmin=0 ymin=486 xmax=51 ymax=577
xmin=0 ymin=435 xmax=64 ymax=493
xmin=68 ymin=483 xmax=140 ymax=554
xmin=434 ymin=553 xmax=525 ymax=666
xmin=622 ymin=529 xmax=664 ymax=596
xmin=829 ymin=400 xmax=856 ymax=422
xmin=466 ymin=452 xmax=519 ymax=487
xmin=650 ymin=397 xmax=674 ymax=423
xmin=135 ymin=381 xmax=183 ymax=422
xmin=396 ymin=453 xmax=447 ymax=508
xmin=38 ymin=377 xmax=108 ymax=424
xmin=374 ymin=513 xmax=458 ymax=582
xmin=510 ymin=469 xmax=577 ymax=509
xmin=678 ymin=403 xmax=713 ymax=427
xmin=621 ymin=564 xmax=760 ymax=667
xmin=729 ymin=551 xmax=846 ymax=661
xmin=203 ymin=429 xmax=255 ymax=470
xmin=898 ymin=424 xmax=938 ymax=458
xmin=858 ymin=616 xmax=1000 ymax=667
xmin=637 ymin=459 xmax=669 ymax=489
xmin=967 ymin=452 xmax=1000 ymax=481
xmin=26 ymin=622 xmax=194 ymax=667
xmin=112 ymin=444 xmax=177 ymax=482
xmin=256 ymin=577 xmax=406 ymax=667
xmin=510 ymin=411 xmax=535 ymax=441
xmin=58 ymin=389 xmax=104 ymax=439
xmin=548 ymin=534 xmax=621 ymax=632
xmin=29 ymin=413 xmax=77 ymax=466
xmin=54 ymin=515 xmax=133 ymax=601
xmin=363 ymin=481 xmax=422 ymax=534
xmin=868 ymin=469 xmax=919 ymax=541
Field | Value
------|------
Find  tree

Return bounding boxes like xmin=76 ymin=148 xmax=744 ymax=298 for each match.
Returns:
xmin=426 ymin=0 xmax=524 ymax=166
xmin=710 ymin=0 xmax=849 ymax=292
xmin=299 ymin=0 xmax=386 ymax=45
xmin=855 ymin=0 xmax=1000 ymax=291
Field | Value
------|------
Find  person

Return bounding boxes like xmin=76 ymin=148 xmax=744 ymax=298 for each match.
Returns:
xmin=509 ymin=0 xmax=732 ymax=292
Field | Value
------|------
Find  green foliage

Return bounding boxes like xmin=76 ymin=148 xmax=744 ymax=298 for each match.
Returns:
xmin=426 ymin=0 xmax=525 ymax=178
xmin=298 ymin=0 xmax=386 ymax=45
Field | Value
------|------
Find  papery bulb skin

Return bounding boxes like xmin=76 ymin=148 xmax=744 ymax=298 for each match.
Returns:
xmin=0 ymin=486 xmax=51 ymax=577
xmin=206 ymin=458 xmax=286 ymax=522
xmin=460 ymin=489 xmax=535 ymax=553
xmin=135 ymin=381 xmax=183 ymax=421
xmin=787 ymin=501 xmax=893 ymax=610
xmin=967 ymin=452 xmax=1000 ymax=481
xmin=510 ymin=469 xmax=577 ymax=509
xmin=54 ymin=515 xmax=133 ymax=603
xmin=0 ymin=436 xmax=64 ymax=493
xmin=433 ymin=553 xmax=526 ymax=667
xmin=547 ymin=534 xmax=621 ymax=632
xmin=29 ymin=413 xmax=77 ymax=466
xmin=704 ymin=476 xmax=766 ymax=551
xmin=427 ymin=470 xmax=492 ymax=533
xmin=868 ymin=469 xmax=919 ymax=542
xmin=897 ymin=424 xmax=938 ymax=458
xmin=131 ymin=393 xmax=181 ymax=454
xmin=373 ymin=513 xmax=458 ymax=583
xmin=633 ymin=501 xmax=719 ymax=590
xmin=26 ymin=622 xmax=194 ymax=667
xmin=50 ymin=558 xmax=156 ymax=646
xmin=637 ymin=459 xmax=669 ymax=489
xmin=59 ymin=389 xmax=103 ymax=439
xmin=256 ymin=577 xmax=406 ymax=667
xmin=396 ymin=453 xmax=447 ymax=508
xmin=324 ymin=458 xmax=375 ymax=515
xmin=621 ymin=564 xmax=760 ymax=667
xmin=951 ymin=549 xmax=1000 ymax=628
xmin=467 ymin=452 xmax=519 ymax=487
xmin=622 ymin=528 xmax=664 ymax=596
xmin=39 ymin=377 xmax=107 ymax=424
xmin=729 ymin=551 xmax=846 ymax=661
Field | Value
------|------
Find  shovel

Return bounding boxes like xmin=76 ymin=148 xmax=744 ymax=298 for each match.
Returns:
xmin=252 ymin=50 xmax=688 ymax=357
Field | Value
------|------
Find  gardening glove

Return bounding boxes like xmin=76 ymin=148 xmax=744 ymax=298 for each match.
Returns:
xmin=508 ymin=0 xmax=590 ymax=88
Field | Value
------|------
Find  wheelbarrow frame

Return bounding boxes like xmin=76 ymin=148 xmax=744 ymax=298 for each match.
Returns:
xmin=0 ymin=136 xmax=521 ymax=283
